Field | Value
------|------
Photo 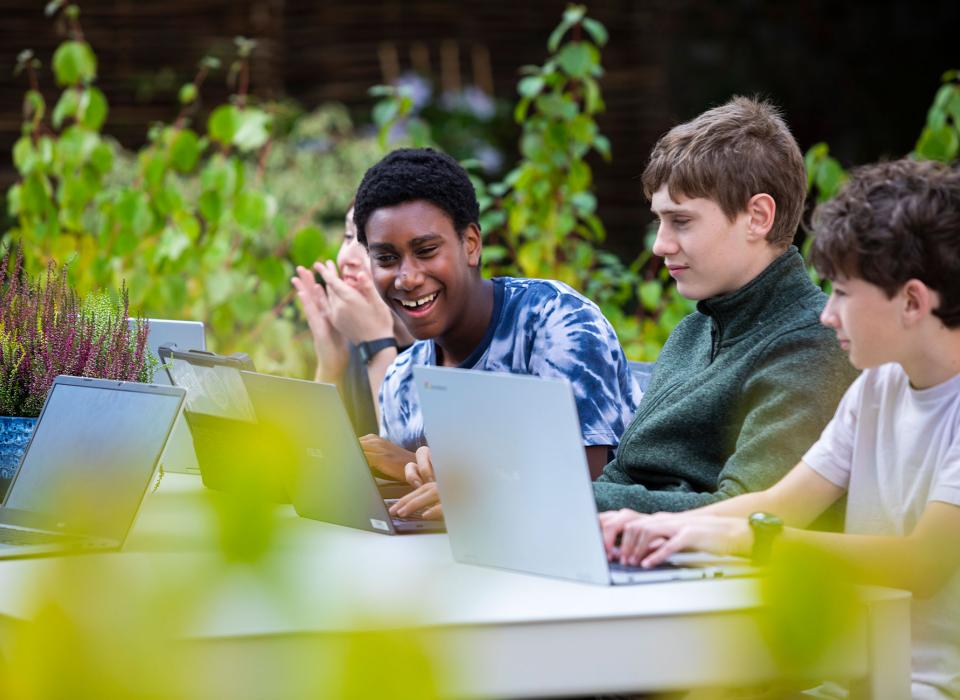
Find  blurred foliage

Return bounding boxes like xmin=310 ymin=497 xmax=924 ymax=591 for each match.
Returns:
xmin=0 ymin=470 xmax=444 ymax=699
xmin=373 ymin=5 xmax=694 ymax=361
xmin=803 ymin=69 xmax=960 ymax=284
xmin=7 ymin=4 xmax=382 ymax=378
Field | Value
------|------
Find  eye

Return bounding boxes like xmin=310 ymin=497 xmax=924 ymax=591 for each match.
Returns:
xmin=672 ymin=217 xmax=690 ymax=228
xmin=416 ymin=245 xmax=438 ymax=257
xmin=373 ymin=253 xmax=398 ymax=266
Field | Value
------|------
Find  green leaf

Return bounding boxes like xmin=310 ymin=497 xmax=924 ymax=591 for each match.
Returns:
xmin=89 ymin=141 xmax=114 ymax=174
xmin=208 ymin=105 xmax=239 ymax=146
xmin=257 ymin=258 xmax=289 ymax=291
xmin=570 ymin=191 xmax=596 ymax=214
xmin=233 ymin=108 xmax=271 ymax=151
xmin=536 ymin=94 xmax=579 ymax=120
xmin=206 ymin=269 xmax=235 ymax=307
xmin=7 ymin=184 xmax=22 ymax=216
xmin=198 ymin=190 xmax=223 ymax=224
xmin=55 ymin=126 xmax=99 ymax=169
xmin=518 ymin=76 xmax=545 ymax=98
xmin=52 ymin=41 xmax=97 ymax=86
xmin=77 ymin=86 xmax=108 ymax=130
xmin=915 ymin=124 xmax=960 ymax=162
xmin=233 ymin=190 xmax=268 ymax=230
xmin=639 ymin=280 xmax=663 ymax=312
xmin=581 ymin=17 xmax=608 ymax=46
xmin=155 ymin=225 xmax=191 ymax=263
xmin=593 ymin=134 xmax=611 ymax=161
xmin=556 ymin=43 xmax=597 ymax=79
xmin=24 ymin=90 xmax=46 ymax=123
xmin=372 ymin=99 xmax=400 ymax=128
xmin=169 ymin=128 xmax=202 ymax=172
xmin=13 ymin=137 xmax=36 ymax=174
xmin=291 ymin=225 xmax=326 ymax=267
xmin=52 ymin=89 xmax=79 ymax=128
xmin=114 ymin=188 xmax=154 ymax=238
xmin=178 ymin=83 xmax=198 ymax=105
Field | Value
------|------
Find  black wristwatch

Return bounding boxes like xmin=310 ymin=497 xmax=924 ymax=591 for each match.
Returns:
xmin=357 ymin=337 xmax=399 ymax=364
xmin=748 ymin=512 xmax=784 ymax=565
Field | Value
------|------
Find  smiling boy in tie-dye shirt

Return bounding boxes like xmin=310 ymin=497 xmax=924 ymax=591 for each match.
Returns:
xmin=350 ymin=148 xmax=639 ymax=518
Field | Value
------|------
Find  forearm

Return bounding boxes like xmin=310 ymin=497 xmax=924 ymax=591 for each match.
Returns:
xmin=777 ymin=528 xmax=950 ymax=598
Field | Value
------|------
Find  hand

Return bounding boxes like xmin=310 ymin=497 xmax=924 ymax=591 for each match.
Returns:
xmin=314 ymin=262 xmax=394 ymax=345
xmin=389 ymin=482 xmax=443 ymax=520
xmin=359 ymin=434 xmax=416 ymax=481
xmin=404 ymin=446 xmax=435 ymax=488
xmin=291 ymin=265 xmax=349 ymax=382
xmin=599 ymin=510 xmax=752 ymax=569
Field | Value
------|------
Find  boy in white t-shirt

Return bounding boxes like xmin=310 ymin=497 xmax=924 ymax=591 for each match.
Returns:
xmin=598 ymin=158 xmax=960 ymax=699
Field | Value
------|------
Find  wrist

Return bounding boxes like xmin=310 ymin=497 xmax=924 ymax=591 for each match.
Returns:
xmin=357 ymin=337 xmax=398 ymax=364
xmin=748 ymin=512 xmax=784 ymax=564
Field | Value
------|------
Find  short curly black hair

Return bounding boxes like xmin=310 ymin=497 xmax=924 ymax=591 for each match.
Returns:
xmin=353 ymin=148 xmax=480 ymax=246
xmin=810 ymin=158 xmax=960 ymax=328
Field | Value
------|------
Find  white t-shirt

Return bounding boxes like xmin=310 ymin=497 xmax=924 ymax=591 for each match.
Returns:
xmin=804 ymin=363 xmax=960 ymax=700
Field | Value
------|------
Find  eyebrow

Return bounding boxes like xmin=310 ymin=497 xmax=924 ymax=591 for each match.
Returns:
xmin=651 ymin=207 xmax=697 ymax=216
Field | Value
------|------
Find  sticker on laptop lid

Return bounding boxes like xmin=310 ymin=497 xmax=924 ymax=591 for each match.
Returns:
xmin=370 ymin=518 xmax=390 ymax=531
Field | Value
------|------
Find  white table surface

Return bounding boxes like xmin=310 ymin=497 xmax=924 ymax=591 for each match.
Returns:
xmin=0 ymin=473 xmax=912 ymax=699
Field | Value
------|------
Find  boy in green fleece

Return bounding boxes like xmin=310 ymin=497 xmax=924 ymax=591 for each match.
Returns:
xmin=593 ymin=96 xmax=858 ymax=512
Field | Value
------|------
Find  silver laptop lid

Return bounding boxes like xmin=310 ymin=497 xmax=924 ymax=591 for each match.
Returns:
xmin=238 ymin=372 xmax=398 ymax=534
xmin=129 ymin=319 xmax=206 ymax=474
xmin=415 ymin=367 xmax=611 ymax=584
xmin=128 ymin=319 xmax=206 ymax=387
xmin=1 ymin=376 xmax=185 ymax=542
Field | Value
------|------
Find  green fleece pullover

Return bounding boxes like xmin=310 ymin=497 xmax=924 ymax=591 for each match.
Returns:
xmin=594 ymin=247 xmax=858 ymax=512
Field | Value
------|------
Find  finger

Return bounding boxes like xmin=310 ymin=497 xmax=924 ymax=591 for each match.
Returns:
xmin=393 ymin=484 xmax=439 ymax=517
xmin=420 ymin=503 xmax=443 ymax=521
xmin=618 ymin=519 xmax=644 ymax=565
xmin=315 ymin=261 xmax=355 ymax=298
xmin=415 ymin=446 xmax=435 ymax=483
xmin=599 ymin=510 xmax=638 ymax=553
xmin=404 ymin=461 xmax=423 ymax=489
xmin=642 ymin=531 xmax=691 ymax=569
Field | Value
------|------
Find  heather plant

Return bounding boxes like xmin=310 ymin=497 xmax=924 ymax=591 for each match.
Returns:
xmin=0 ymin=246 xmax=153 ymax=417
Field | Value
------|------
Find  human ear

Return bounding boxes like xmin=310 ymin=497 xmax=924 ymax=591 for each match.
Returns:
xmin=901 ymin=279 xmax=938 ymax=325
xmin=746 ymin=193 xmax=776 ymax=241
xmin=463 ymin=223 xmax=483 ymax=267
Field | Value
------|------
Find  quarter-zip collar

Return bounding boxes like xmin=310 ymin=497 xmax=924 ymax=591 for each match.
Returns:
xmin=696 ymin=246 xmax=813 ymax=359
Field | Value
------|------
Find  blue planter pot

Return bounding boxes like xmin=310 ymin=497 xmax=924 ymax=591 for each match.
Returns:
xmin=0 ymin=416 xmax=38 ymax=499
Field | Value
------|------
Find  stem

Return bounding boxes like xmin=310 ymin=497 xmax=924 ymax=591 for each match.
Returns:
xmin=173 ymin=65 xmax=210 ymax=130
xmin=237 ymin=59 xmax=249 ymax=109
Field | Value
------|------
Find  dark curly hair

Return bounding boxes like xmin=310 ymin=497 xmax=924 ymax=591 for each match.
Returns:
xmin=353 ymin=148 xmax=480 ymax=246
xmin=810 ymin=158 xmax=960 ymax=328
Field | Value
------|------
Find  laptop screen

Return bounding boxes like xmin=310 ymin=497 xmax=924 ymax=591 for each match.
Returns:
xmin=4 ymin=381 xmax=182 ymax=540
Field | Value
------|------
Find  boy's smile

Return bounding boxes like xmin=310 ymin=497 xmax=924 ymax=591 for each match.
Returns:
xmin=364 ymin=199 xmax=491 ymax=363
xmin=650 ymin=186 xmax=779 ymax=300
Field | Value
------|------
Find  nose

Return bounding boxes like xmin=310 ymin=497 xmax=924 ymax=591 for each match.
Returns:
xmin=651 ymin=222 xmax=677 ymax=258
xmin=394 ymin=258 xmax=425 ymax=291
xmin=820 ymin=294 xmax=839 ymax=328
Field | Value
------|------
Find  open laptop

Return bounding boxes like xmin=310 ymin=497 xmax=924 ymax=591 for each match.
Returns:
xmin=239 ymin=372 xmax=444 ymax=535
xmin=0 ymin=376 xmax=185 ymax=558
xmin=128 ymin=318 xmax=206 ymax=474
xmin=414 ymin=367 xmax=754 ymax=585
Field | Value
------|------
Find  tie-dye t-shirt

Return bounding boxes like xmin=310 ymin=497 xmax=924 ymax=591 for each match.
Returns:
xmin=379 ymin=277 xmax=640 ymax=451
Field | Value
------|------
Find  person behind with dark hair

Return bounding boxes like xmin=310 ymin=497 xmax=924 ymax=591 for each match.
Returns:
xmin=593 ymin=96 xmax=858 ymax=513
xmin=600 ymin=158 xmax=960 ymax=699
xmin=291 ymin=203 xmax=413 ymax=437
xmin=352 ymin=147 xmax=640 ymax=519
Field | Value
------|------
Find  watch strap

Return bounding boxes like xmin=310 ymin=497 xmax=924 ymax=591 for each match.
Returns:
xmin=357 ymin=337 xmax=399 ymax=364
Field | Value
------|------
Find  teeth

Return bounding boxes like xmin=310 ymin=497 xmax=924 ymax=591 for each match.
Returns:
xmin=399 ymin=292 xmax=438 ymax=309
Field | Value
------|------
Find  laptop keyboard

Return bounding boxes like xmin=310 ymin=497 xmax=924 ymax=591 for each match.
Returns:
xmin=383 ymin=499 xmax=429 ymax=522
xmin=0 ymin=527 xmax=79 ymax=546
